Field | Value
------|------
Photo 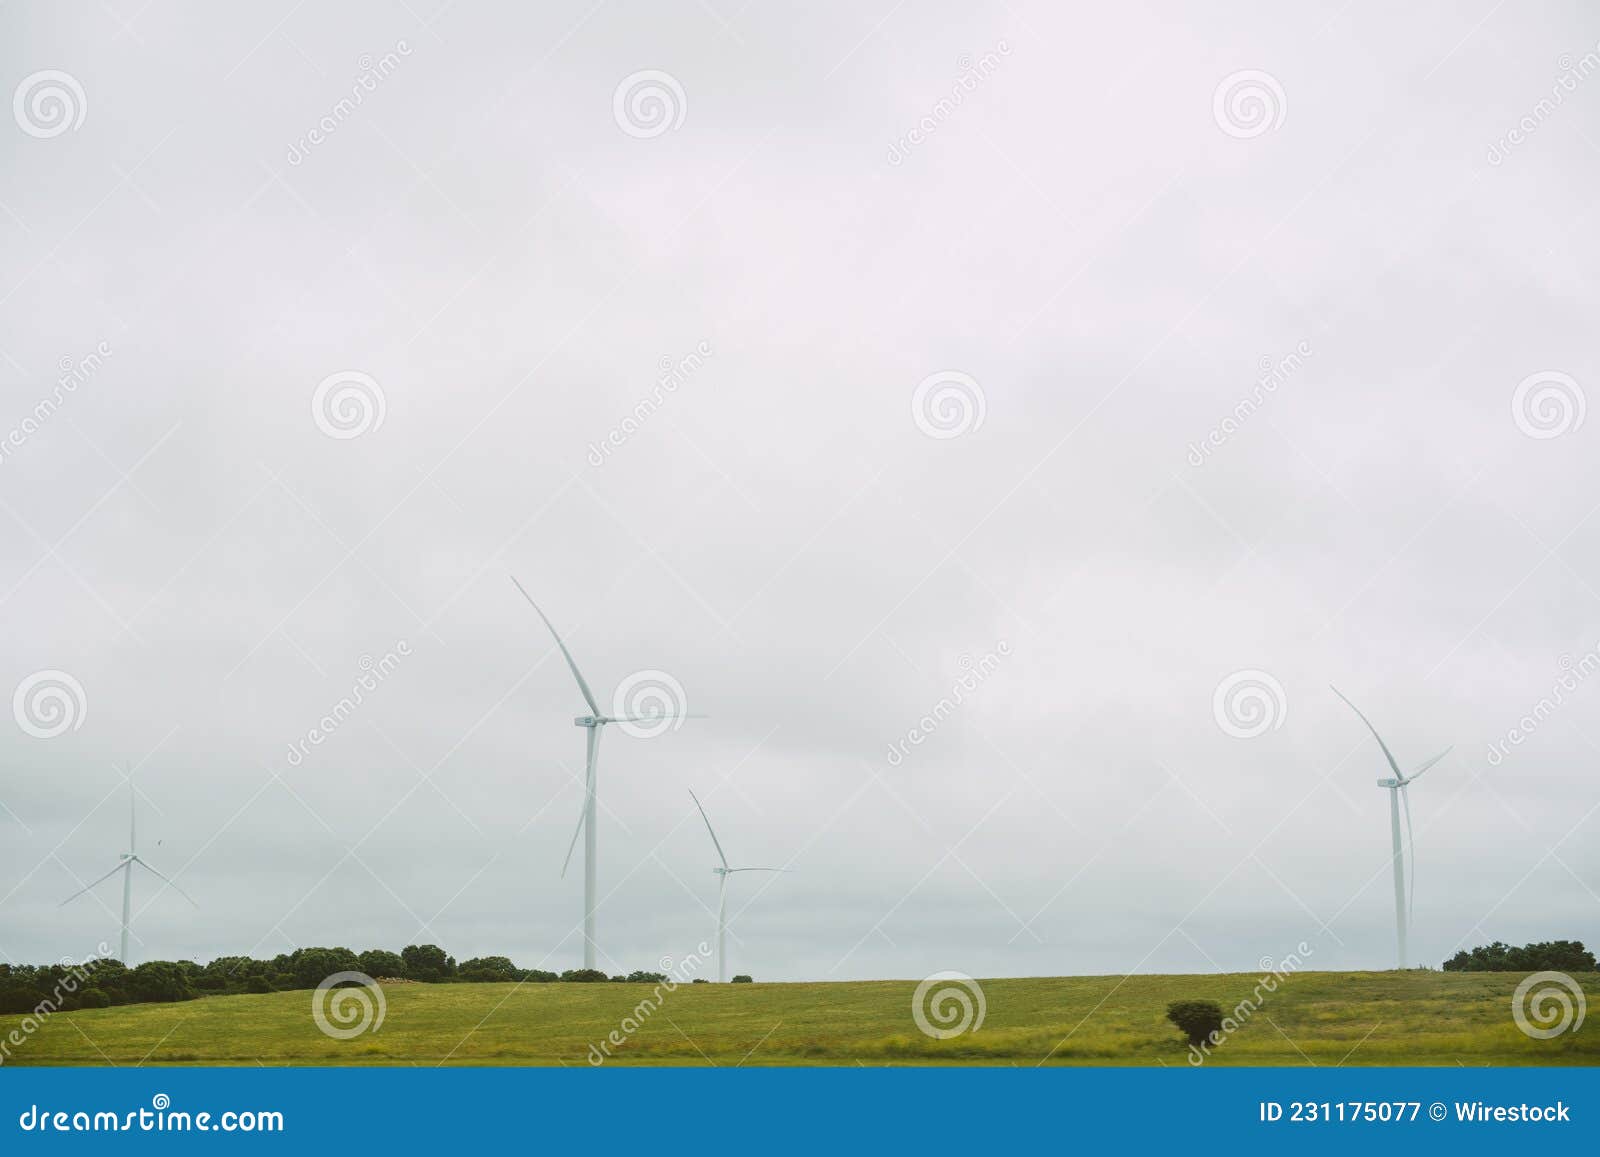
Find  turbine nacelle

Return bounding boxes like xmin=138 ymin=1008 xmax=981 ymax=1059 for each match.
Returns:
xmin=1377 ymin=777 xmax=1400 ymax=788
xmin=574 ymin=713 xmax=691 ymax=727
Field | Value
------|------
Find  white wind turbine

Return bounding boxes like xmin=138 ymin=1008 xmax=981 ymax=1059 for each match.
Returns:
xmin=512 ymin=576 xmax=702 ymax=970
xmin=1331 ymin=686 xmax=1451 ymax=970
xmin=60 ymin=775 xmax=197 ymax=963
xmin=689 ymin=790 xmax=788 ymax=983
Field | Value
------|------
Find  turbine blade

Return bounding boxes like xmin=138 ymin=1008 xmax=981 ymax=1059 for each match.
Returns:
xmin=510 ymin=576 xmax=600 ymax=715
xmin=611 ymin=713 xmax=709 ymax=722
xmin=726 ymin=867 xmax=791 ymax=873
xmin=59 ymin=861 xmax=126 ymax=906
xmin=559 ymin=802 xmax=586 ymax=878
xmin=128 ymin=774 xmax=136 ymax=854
xmin=1404 ymin=746 xmax=1452 ymax=784
xmin=133 ymin=858 xmax=199 ymax=908
xmin=562 ymin=727 xmax=599 ymax=878
xmin=1330 ymin=685 xmax=1403 ymax=778
xmin=688 ymin=790 xmax=729 ymax=869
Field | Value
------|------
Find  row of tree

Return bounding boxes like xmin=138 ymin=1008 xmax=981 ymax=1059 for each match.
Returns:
xmin=1441 ymin=940 xmax=1595 ymax=972
xmin=0 ymin=945 xmax=747 ymax=1015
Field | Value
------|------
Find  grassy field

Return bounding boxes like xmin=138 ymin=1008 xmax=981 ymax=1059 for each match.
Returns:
xmin=3 ymin=971 xmax=1596 ymax=1066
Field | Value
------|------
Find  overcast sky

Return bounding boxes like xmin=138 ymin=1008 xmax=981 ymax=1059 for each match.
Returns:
xmin=1 ymin=2 xmax=1598 ymax=984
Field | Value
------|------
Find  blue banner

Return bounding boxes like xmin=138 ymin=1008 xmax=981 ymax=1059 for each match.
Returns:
xmin=3 ymin=1067 xmax=1596 ymax=1151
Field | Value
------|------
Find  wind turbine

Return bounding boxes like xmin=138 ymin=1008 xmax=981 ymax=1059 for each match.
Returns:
xmin=1331 ymin=686 xmax=1451 ymax=969
xmin=689 ymin=790 xmax=788 ymax=983
xmin=512 ymin=576 xmax=702 ymax=970
xmin=60 ymin=774 xmax=197 ymax=963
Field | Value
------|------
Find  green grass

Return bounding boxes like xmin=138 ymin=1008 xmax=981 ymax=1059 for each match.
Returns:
xmin=3 ymin=971 xmax=1597 ymax=1066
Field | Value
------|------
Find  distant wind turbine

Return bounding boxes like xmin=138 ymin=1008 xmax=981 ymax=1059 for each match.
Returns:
xmin=60 ymin=774 xmax=197 ymax=963
xmin=1331 ymin=686 xmax=1451 ymax=969
xmin=689 ymin=790 xmax=788 ymax=983
xmin=512 ymin=576 xmax=703 ymax=970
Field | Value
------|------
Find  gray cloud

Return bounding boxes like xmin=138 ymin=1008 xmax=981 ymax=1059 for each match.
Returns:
xmin=1 ymin=2 xmax=1597 ymax=981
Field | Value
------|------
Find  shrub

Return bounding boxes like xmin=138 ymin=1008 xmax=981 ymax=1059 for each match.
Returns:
xmin=202 ymin=955 xmax=260 ymax=985
xmin=1166 ymin=1000 xmax=1224 ymax=1047
xmin=0 ymin=984 xmax=44 ymax=1014
xmin=127 ymin=961 xmax=196 ymax=1004
xmin=289 ymin=947 xmax=361 ymax=989
xmin=77 ymin=988 xmax=111 ymax=1009
xmin=193 ymin=971 xmax=229 ymax=993
xmin=524 ymin=969 xmax=558 ymax=983
xmin=624 ymin=970 xmax=668 ymax=984
xmin=246 ymin=976 xmax=272 ymax=994
xmin=731 ymin=974 xmax=753 ymax=984
xmin=559 ymin=968 xmax=609 ymax=983
xmin=400 ymin=944 xmax=456 ymax=982
xmin=691 ymin=978 xmax=709 ymax=984
xmin=458 ymin=956 xmax=520 ymax=983
xmin=357 ymin=949 xmax=407 ymax=979
xmin=84 ymin=958 xmax=127 ymax=999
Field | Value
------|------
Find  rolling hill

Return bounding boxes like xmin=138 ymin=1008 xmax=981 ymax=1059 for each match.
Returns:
xmin=4 ymin=971 xmax=1596 ymax=1066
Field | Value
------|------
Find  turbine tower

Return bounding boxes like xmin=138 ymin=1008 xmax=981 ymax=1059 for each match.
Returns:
xmin=512 ymin=576 xmax=702 ymax=970
xmin=689 ymin=790 xmax=788 ymax=983
xmin=60 ymin=774 xmax=197 ymax=963
xmin=1331 ymin=686 xmax=1451 ymax=969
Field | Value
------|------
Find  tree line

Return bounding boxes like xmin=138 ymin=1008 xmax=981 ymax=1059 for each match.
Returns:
xmin=1442 ymin=939 xmax=1594 ymax=972
xmin=0 ymin=944 xmax=701 ymax=1015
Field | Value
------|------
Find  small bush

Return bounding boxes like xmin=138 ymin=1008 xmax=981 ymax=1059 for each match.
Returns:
xmin=559 ymin=968 xmax=609 ymax=983
xmin=77 ymin=987 xmax=111 ymax=1009
xmin=731 ymin=974 xmax=753 ymax=984
xmin=1166 ymin=1000 xmax=1224 ymax=1047
xmin=523 ymin=969 xmax=558 ymax=983
xmin=245 ymin=976 xmax=272 ymax=994
xmin=625 ymin=970 xmax=668 ymax=984
xmin=691 ymin=978 xmax=709 ymax=984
